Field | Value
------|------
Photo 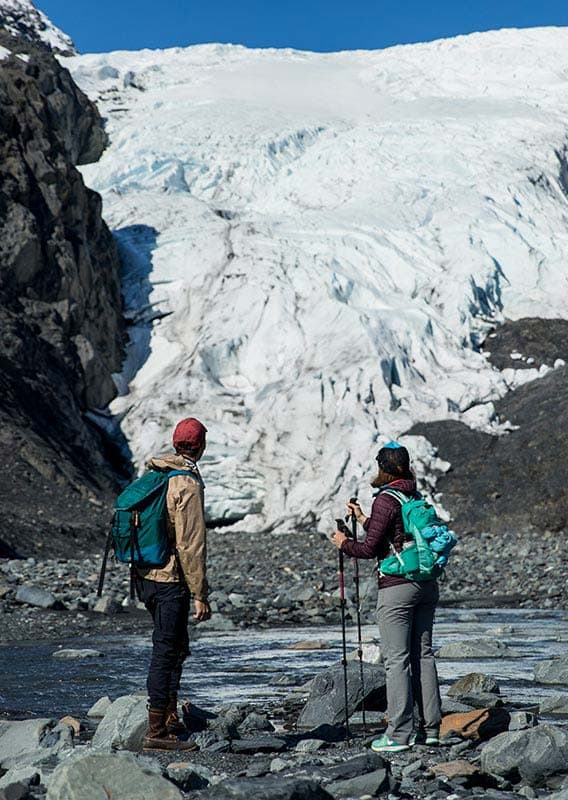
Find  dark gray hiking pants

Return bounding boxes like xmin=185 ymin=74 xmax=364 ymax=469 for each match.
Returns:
xmin=377 ymin=580 xmax=442 ymax=744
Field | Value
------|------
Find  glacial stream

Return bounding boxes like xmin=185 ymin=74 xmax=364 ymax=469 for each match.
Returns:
xmin=1 ymin=608 xmax=567 ymax=720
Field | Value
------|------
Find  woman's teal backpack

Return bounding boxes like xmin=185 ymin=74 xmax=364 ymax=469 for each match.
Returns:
xmin=97 ymin=468 xmax=197 ymax=597
xmin=378 ymin=489 xmax=458 ymax=582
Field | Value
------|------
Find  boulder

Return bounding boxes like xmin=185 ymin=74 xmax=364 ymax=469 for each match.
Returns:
xmin=455 ymin=692 xmax=504 ymax=709
xmin=93 ymin=596 xmax=122 ymax=616
xmin=347 ymin=643 xmax=382 ymax=664
xmin=437 ymin=639 xmax=517 ymax=658
xmin=231 ymin=736 xmax=288 ymax=754
xmin=297 ymin=663 xmax=386 ymax=728
xmin=91 ymin=695 xmax=147 ymax=751
xmin=87 ymin=696 xmax=113 ymax=718
xmin=166 ymin=762 xmax=212 ymax=791
xmin=0 ymin=767 xmax=39 ymax=793
xmin=53 ymin=649 xmax=104 ymax=659
xmin=431 ymin=760 xmax=480 ymax=779
xmin=447 ymin=673 xmax=500 ymax=698
xmin=481 ymin=723 xmax=568 ymax=786
xmin=0 ymin=718 xmax=73 ymax=770
xmin=321 ymin=753 xmax=386 ymax=782
xmin=0 ymin=780 xmax=29 ymax=800
xmin=327 ymin=767 xmax=390 ymax=797
xmin=295 ymin=739 xmax=325 ymax=753
xmin=208 ymin=777 xmax=333 ymax=800
xmin=15 ymin=586 xmax=58 ymax=609
xmin=534 ymin=655 xmax=568 ymax=685
xmin=238 ymin=713 xmax=275 ymax=735
xmin=440 ymin=708 xmax=510 ymax=741
xmin=540 ymin=694 xmax=568 ymax=715
xmin=46 ymin=752 xmax=181 ymax=800
xmin=508 ymin=712 xmax=538 ymax=731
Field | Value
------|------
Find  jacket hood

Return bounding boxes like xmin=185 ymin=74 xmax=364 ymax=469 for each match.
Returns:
xmin=146 ymin=453 xmax=189 ymax=472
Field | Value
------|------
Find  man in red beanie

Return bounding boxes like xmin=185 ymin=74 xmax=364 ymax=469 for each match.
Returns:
xmin=135 ymin=417 xmax=212 ymax=751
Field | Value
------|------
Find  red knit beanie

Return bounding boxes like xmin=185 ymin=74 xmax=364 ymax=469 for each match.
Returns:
xmin=173 ymin=418 xmax=207 ymax=453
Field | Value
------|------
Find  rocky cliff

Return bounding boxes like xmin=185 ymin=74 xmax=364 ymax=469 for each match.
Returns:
xmin=0 ymin=30 xmax=125 ymax=558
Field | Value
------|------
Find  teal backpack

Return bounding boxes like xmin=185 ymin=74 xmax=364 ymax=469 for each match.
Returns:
xmin=378 ymin=489 xmax=458 ymax=582
xmin=97 ymin=468 xmax=197 ymax=597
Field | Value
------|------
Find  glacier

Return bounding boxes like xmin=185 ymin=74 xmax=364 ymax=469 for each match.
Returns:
xmin=63 ymin=28 xmax=568 ymax=531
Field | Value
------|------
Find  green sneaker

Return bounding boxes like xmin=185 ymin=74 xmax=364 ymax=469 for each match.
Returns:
xmin=412 ymin=730 xmax=440 ymax=746
xmin=370 ymin=734 xmax=411 ymax=753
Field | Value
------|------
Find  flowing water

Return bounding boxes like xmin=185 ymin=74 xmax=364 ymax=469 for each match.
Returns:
xmin=1 ymin=608 xmax=567 ymax=720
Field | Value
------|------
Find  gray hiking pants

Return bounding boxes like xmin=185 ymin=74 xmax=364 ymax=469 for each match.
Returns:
xmin=377 ymin=580 xmax=442 ymax=745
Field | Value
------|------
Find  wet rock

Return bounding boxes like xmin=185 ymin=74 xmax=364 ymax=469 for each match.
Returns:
xmin=440 ymin=708 xmax=511 ymax=741
xmin=297 ymin=663 xmax=386 ymax=728
xmin=91 ymin=695 xmax=147 ymax=751
xmin=208 ymin=777 xmax=334 ymax=799
xmin=0 ymin=718 xmax=73 ymax=770
xmin=166 ymin=762 xmax=212 ymax=791
xmin=437 ymin=639 xmax=516 ymax=658
xmin=448 ymin=673 xmax=500 ymax=698
xmin=15 ymin=586 xmax=58 ymax=609
xmin=295 ymin=739 xmax=325 ymax=753
xmin=327 ymin=767 xmax=390 ymax=798
xmin=231 ymin=736 xmax=288 ymax=754
xmin=52 ymin=648 xmax=103 ymax=659
xmin=46 ymin=752 xmax=181 ymax=800
xmin=508 ymin=712 xmax=538 ymax=731
xmin=431 ymin=760 xmax=480 ymax=779
xmin=534 ymin=655 xmax=568 ymax=685
xmin=540 ymin=694 xmax=568 ymax=715
xmin=237 ymin=712 xmax=275 ymax=735
xmin=87 ymin=696 xmax=113 ymax=718
xmin=481 ymin=723 xmax=568 ymax=786
xmin=93 ymin=596 xmax=122 ymax=616
xmin=321 ymin=753 xmax=386 ymax=781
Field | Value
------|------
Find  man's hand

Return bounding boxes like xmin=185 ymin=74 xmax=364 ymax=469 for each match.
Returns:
xmin=194 ymin=599 xmax=211 ymax=622
xmin=332 ymin=529 xmax=348 ymax=549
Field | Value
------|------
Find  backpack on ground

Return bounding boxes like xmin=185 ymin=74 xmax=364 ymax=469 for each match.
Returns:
xmin=378 ymin=489 xmax=458 ymax=582
xmin=97 ymin=468 xmax=197 ymax=597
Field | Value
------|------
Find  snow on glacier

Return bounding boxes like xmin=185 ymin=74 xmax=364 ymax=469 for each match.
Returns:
xmin=64 ymin=29 xmax=568 ymax=530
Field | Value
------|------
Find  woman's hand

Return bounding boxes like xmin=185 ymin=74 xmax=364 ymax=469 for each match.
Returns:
xmin=332 ymin=529 xmax=348 ymax=549
xmin=347 ymin=501 xmax=366 ymax=525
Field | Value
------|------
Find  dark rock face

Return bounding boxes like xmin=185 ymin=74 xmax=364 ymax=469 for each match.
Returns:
xmin=0 ymin=32 xmax=125 ymax=557
xmin=482 ymin=318 xmax=568 ymax=371
xmin=410 ymin=366 xmax=568 ymax=537
xmin=0 ymin=0 xmax=77 ymax=55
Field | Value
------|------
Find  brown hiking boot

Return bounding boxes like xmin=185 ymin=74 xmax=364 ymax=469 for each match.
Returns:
xmin=165 ymin=694 xmax=187 ymax=735
xmin=143 ymin=707 xmax=198 ymax=752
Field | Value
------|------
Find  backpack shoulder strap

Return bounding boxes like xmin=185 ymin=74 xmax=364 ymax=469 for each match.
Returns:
xmin=380 ymin=488 xmax=410 ymax=505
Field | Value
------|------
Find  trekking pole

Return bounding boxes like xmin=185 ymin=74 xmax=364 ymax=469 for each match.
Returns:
xmin=336 ymin=519 xmax=351 ymax=742
xmin=348 ymin=497 xmax=367 ymax=730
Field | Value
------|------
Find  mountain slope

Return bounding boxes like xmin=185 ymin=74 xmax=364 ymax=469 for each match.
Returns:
xmin=0 ymin=0 xmax=75 ymax=54
xmin=64 ymin=29 xmax=568 ymax=532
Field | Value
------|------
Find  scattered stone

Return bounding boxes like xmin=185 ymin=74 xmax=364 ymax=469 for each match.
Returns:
xmin=297 ymin=663 xmax=386 ymax=728
xmin=52 ymin=649 xmax=104 ymax=659
xmin=231 ymin=736 xmax=288 ymax=754
xmin=270 ymin=757 xmax=289 ymax=773
xmin=447 ymin=673 xmax=500 ymax=698
xmin=46 ymin=752 xmax=181 ymax=800
xmin=327 ymin=767 xmax=390 ymax=798
xmin=402 ymin=759 xmax=424 ymax=777
xmin=87 ymin=696 xmax=113 ymax=718
xmin=93 ymin=596 xmax=122 ymax=616
xmin=15 ymin=586 xmax=58 ymax=609
xmin=295 ymin=739 xmax=325 ymax=753
xmin=321 ymin=753 xmax=386 ymax=781
xmin=440 ymin=708 xmax=511 ymax=741
xmin=481 ymin=723 xmax=568 ymax=786
xmin=91 ymin=695 xmax=147 ymax=751
xmin=540 ymin=693 xmax=568 ymax=715
xmin=534 ymin=655 xmax=568 ymax=685
xmin=437 ymin=639 xmax=517 ymax=658
xmin=210 ymin=777 xmax=334 ymax=799
xmin=237 ymin=712 xmax=275 ymax=735
xmin=246 ymin=758 xmax=271 ymax=778
xmin=0 ymin=718 xmax=73 ymax=770
xmin=508 ymin=712 xmax=538 ymax=731
xmin=431 ymin=760 xmax=480 ymax=779
xmin=166 ymin=762 xmax=212 ymax=791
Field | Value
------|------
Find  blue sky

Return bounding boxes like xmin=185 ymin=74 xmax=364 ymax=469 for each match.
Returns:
xmin=39 ymin=0 xmax=568 ymax=54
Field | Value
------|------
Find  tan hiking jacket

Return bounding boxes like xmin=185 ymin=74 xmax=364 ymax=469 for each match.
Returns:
xmin=136 ymin=453 xmax=208 ymax=601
